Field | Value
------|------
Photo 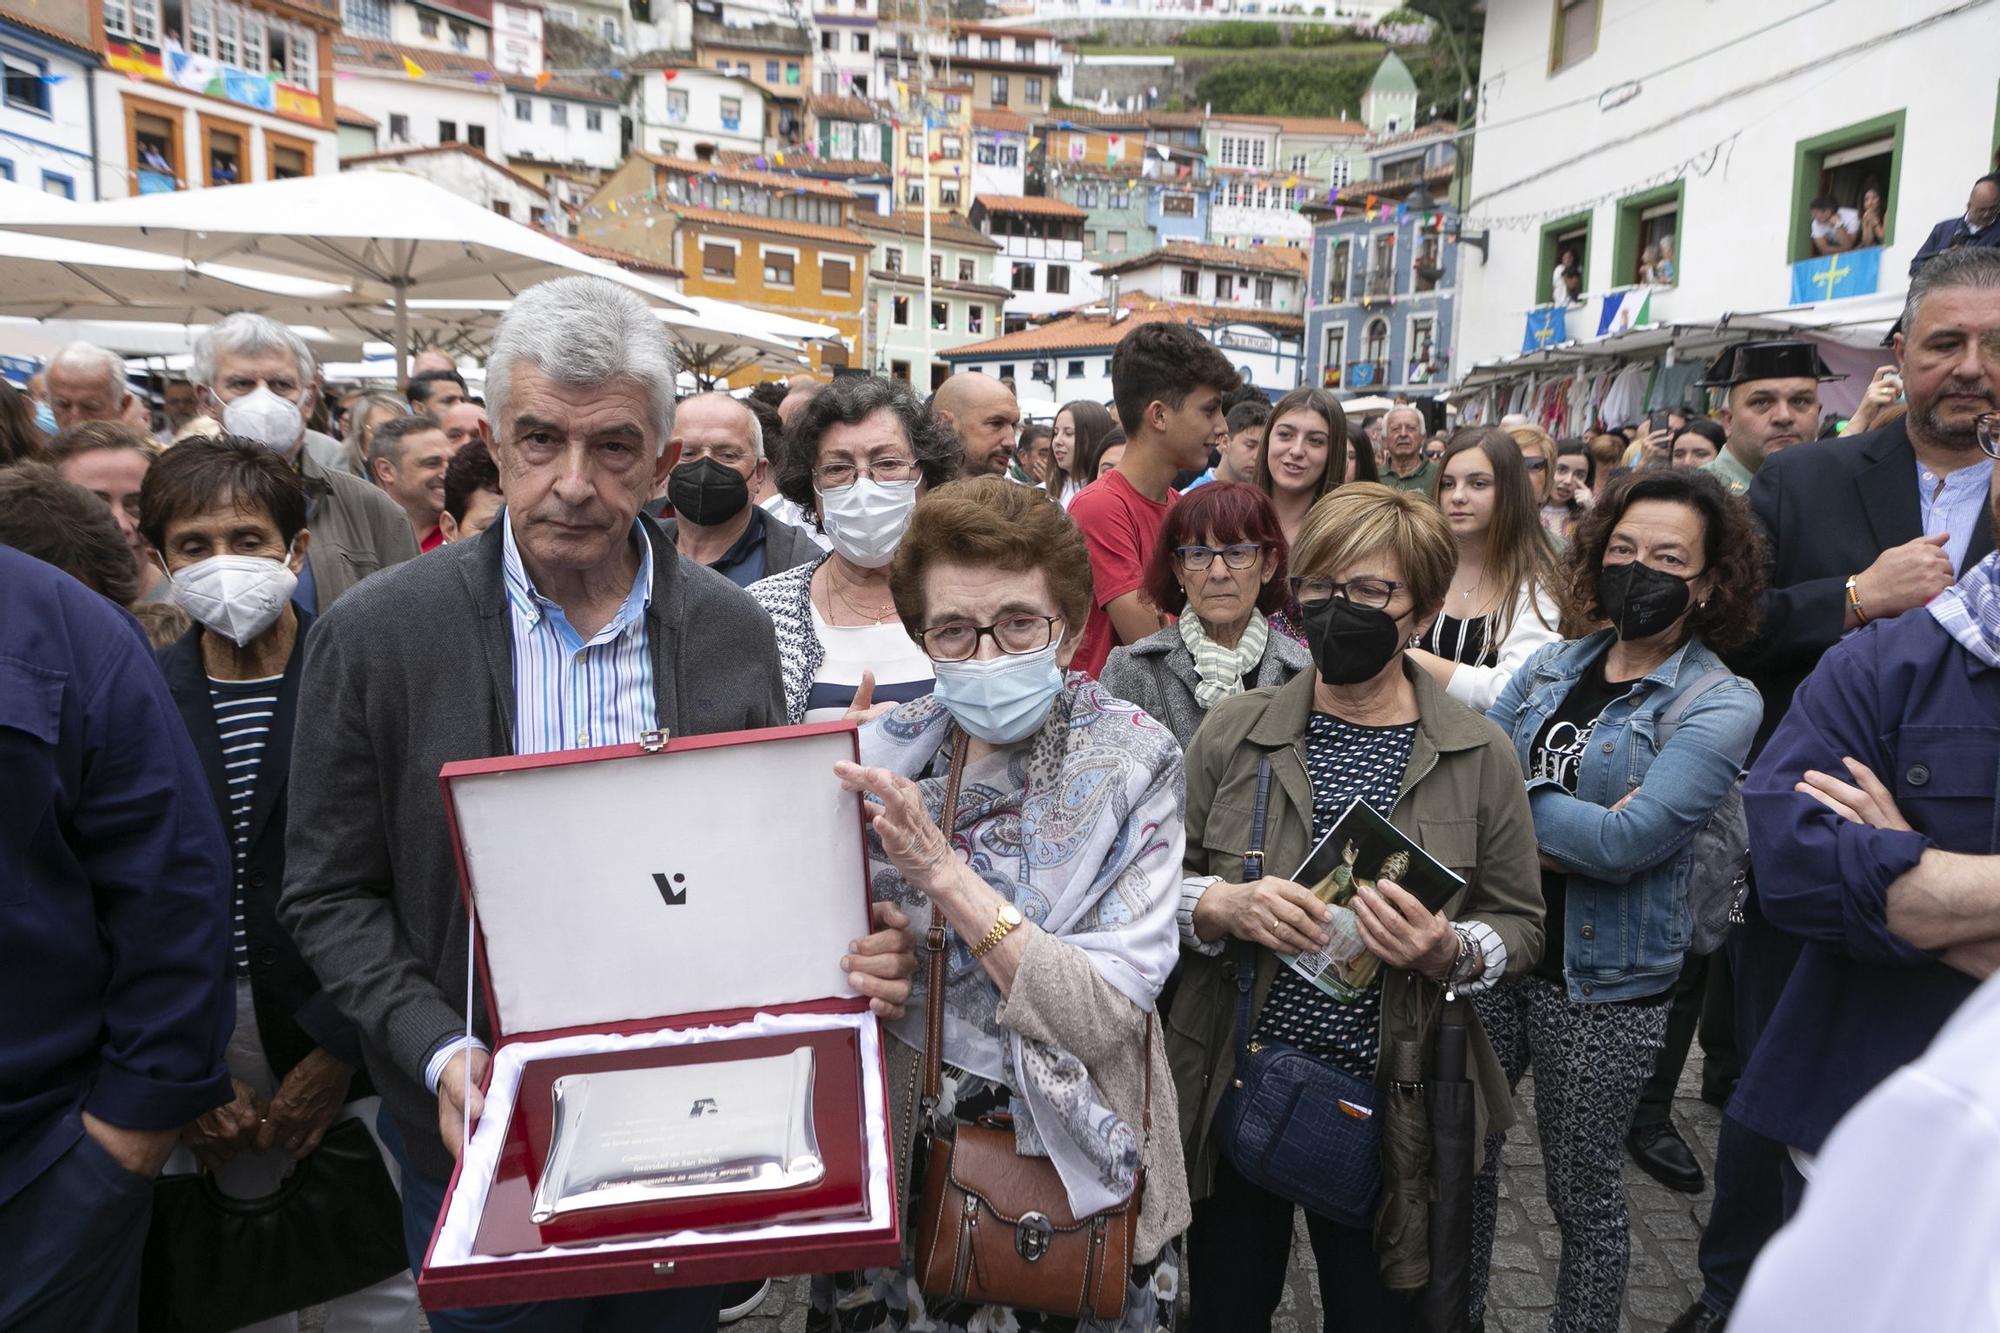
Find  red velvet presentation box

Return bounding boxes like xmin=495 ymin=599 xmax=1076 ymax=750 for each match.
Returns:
xmin=418 ymin=723 xmax=902 ymax=1310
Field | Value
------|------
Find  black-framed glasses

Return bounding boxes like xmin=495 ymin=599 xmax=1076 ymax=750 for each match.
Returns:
xmin=814 ymin=457 xmax=919 ymax=490
xmin=918 ymin=614 xmax=1063 ymax=662
xmin=1176 ymin=543 xmax=1265 ymax=572
xmin=1978 ymin=412 xmax=1998 ymax=461
xmin=1289 ymin=575 xmax=1402 ymax=610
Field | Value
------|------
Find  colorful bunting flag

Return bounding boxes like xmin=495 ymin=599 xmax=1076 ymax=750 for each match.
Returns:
xmin=534 ymin=70 xmax=551 ymax=91
xmin=402 ymin=55 xmax=426 ymax=78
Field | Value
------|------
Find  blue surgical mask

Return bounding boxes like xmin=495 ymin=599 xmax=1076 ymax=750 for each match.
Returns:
xmin=931 ymin=642 xmax=1065 ymax=744
xmin=33 ymin=399 xmax=55 ymax=434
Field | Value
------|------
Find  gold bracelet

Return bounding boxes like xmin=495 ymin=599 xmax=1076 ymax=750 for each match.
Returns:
xmin=969 ymin=903 xmax=1024 ymax=959
xmin=1845 ymin=575 xmax=1868 ymax=625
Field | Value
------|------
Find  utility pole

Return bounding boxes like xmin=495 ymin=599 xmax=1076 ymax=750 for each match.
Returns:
xmin=918 ymin=0 xmax=935 ymax=386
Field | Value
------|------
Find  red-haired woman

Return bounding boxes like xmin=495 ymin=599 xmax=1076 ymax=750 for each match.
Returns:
xmin=1100 ymin=480 xmax=1311 ymax=748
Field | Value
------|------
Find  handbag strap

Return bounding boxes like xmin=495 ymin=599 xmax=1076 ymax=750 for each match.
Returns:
xmin=917 ymin=732 xmax=1160 ymax=1163
xmin=1231 ymin=754 xmax=1276 ymax=1061
xmin=919 ymin=732 xmax=971 ymax=1113
xmin=1656 ymin=666 xmax=1736 ymax=735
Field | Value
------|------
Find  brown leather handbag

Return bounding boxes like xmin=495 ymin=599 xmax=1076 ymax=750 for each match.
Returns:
xmin=908 ymin=735 xmax=1149 ymax=1322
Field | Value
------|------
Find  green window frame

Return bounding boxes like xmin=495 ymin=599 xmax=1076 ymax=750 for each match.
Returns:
xmin=1788 ymin=110 xmax=1905 ymax=263
xmin=1536 ymin=209 xmax=1592 ymax=305
xmin=1548 ymin=0 xmax=1601 ymax=75
xmin=1612 ymin=181 xmax=1684 ymax=289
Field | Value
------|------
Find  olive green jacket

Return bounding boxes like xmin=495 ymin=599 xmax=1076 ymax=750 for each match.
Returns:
xmin=1165 ymin=663 xmax=1544 ymax=1287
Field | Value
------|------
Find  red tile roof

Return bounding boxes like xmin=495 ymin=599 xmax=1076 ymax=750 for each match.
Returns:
xmin=808 ymin=94 xmax=880 ymax=122
xmin=336 ymin=104 xmax=380 ymax=128
xmin=500 ymin=74 xmax=620 ymax=105
xmin=340 ymin=142 xmax=552 ymax=200
xmin=332 ymin=35 xmax=497 ymax=83
xmin=971 ymin=194 xmax=1086 ymax=219
xmin=1095 ymin=239 xmax=1307 ymax=279
xmin=557 ymin=235 xmax=686 ymax=279
xmin=1212 ymin=113 xmax=1368 ymax=137
xmin=668 ymin=205 xmax=873 ymax=249
xmin=645 ymin=153 xmax=858 ymax=201
xmin=972 ymin=109 xmax=1030 ymax=135
xmin=942 ymin=305 xmax=1182 ymax=358
xmin=853 ymin=210 xmax=1001 ymax=250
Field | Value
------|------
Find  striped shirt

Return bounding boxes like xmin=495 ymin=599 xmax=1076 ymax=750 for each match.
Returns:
xmin=500 ymin=516 xmax=657 ymax=757
xmin=430 ymin=519 xmax=660 ymax=1095
xmin=209 ymin=674 xmax=283 ymax=976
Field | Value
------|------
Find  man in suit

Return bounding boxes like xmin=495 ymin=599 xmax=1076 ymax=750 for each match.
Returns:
xmin=1670 ymin=246 xmax=2000 ymax=1333
xmin=1907 ymin=172 xmax=2000 ymax=276
xmin=647 ymin=391 xmax=820 ymax=588
xmin=280 ymin=277 xmax=917 ymax=1333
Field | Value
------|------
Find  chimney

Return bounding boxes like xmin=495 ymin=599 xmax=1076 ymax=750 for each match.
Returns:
xmin=1106 ymin=272 xmax=1120 ymax=312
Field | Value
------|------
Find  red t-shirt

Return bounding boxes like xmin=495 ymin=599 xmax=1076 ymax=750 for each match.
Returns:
xmin=420 ymin=525 xmax=447 ymax=552
xmin=1068 ymin=470 xmax=1176 ymax=678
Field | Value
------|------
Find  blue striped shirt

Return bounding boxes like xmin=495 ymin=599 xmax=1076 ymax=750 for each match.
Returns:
xmin=429 ymin=518 xmax=659 ymax=1095
xmin=501 ymin=516 xmax=657 ymax=757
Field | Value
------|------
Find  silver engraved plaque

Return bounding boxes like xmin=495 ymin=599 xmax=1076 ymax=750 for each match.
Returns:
xmin=530 ymin=1048 xmax=824 ymax=1224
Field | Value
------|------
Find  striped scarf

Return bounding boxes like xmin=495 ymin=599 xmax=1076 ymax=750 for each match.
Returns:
xmin=1930 ymin=550 xmax=2000 ymax=669
xmin=1179 ymin=609 xmax=1270 ymax=709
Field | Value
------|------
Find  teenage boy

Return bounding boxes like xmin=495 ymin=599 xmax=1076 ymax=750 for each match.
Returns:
xmin=1069 ymin=321 xmax=1240 ymax=677
xmin=1188 ymin=399 xmax=1269 ymax=490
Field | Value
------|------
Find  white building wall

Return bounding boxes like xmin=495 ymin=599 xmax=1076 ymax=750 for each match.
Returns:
xmin=1113 ymin=261 xmax=1303 ymax=313
xmin=1456 ymin=0 xmax=2000 ymax=372
xmin=346 ymin=154 xmax=551 ymax=223
xmin=500 ymin=91 xmax=622 ymax=170
xmin=491 ymin=1 xmax=544 ymax=75
xmin=390 ymin=4 xmax=492 ymax=57
xmin=633 ymin=69 xmax=766 ymax=159
xmin=951 ymin=350 xmax=1112 ymax=416
xmin=336 ymin=71 xmax=500 ymax=152
xmin=993 ymin=233 xmax=1102 ymax=318
xmin=972 ymin=132 xmax=1027 ymax=198
xmin=0 ymin=32 xmax=96 ymax=198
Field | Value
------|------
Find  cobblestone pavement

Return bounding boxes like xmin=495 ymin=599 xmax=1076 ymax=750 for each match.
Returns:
xmin=364 ymin=1057 xmax=1720 ymax=1333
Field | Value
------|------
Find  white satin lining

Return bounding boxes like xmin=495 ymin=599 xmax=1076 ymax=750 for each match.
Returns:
xmin=428 ymin=1010 xmax=891 ymax=1269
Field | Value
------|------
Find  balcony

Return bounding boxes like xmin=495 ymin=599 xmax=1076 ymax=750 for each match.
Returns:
xmin=1344 ymin=360 xmax=1387 ymax=390
xmin=1362 ymin=270 xmax=1394 ymax=300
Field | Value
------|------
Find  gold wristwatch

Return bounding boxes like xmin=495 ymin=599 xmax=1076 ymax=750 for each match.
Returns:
xmin=970 ymin=903 xmax=1024 ymax=959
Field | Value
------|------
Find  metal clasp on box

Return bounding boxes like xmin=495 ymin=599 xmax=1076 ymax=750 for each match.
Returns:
xmin=638 ymin=729 xmax=671 ymax=754
xmin=1015 ymin=1211 xmax=1053 ymax=1262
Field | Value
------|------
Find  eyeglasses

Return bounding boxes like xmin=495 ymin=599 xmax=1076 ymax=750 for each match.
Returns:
xmin=814 ymin=457 xmax=919 ymax=489
xmin=1289 ymin=575 xmax=1402 ymax=610
xmin=1522 ymin=457 xmax=1548 ymax=472
xmin=918 ymin=614 xmax=1062 ymax=662
xmin=1978 ymin=412 xmax=1998 ymax=461
xmin=1176 ymin=543 xmax=1265 ymax=572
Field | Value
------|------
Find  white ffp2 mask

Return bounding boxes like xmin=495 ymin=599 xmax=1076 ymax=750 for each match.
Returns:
xmin=169 ymin=547 xmax=299 ymax=646
xmin=815 ymin=478 xmax=918 ymax=569
xmin=218 ymin=384 xmax=306 ymax=452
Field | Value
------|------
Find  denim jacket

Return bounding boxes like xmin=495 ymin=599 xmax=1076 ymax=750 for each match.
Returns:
xmin=1486 ymin=630 xmax=1763 ymax=1003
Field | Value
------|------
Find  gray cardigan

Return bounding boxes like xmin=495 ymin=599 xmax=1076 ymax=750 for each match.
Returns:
xmin=1099 ymin=622 xmax=1313 ymax=749
xmin=299 ymin=436 xmax=420 ymax=609
xmin=279 ymin=514 xmax=785 ymax=1178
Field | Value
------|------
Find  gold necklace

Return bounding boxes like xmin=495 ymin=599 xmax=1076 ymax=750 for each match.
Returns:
xmin=820 ymin=567 xmax=899 ymax=624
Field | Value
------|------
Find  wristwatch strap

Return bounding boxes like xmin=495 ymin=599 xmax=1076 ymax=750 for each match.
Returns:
xmin=969 ymin=910 xmax=1018 ymax=959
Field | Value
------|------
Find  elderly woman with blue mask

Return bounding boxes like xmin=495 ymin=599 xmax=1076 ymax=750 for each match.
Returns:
xmin=814 ymin=477 xmax=1191 ymax=1333
xmin=749 ymin=376 xmax=961 ymax=724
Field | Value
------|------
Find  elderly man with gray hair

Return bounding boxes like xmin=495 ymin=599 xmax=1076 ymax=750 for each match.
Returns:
xmin=281 ymin=277 xmax=917 ymax=1333
xmin=192 ymin=312 xmax=417 ymax=608
xmin=45 ymin=340 xmax=134 ymax=431
xmin=647 ymin=390 xmax=821 ymax=587
xmin=1377 ymin=402 xmax=1436 ymax=493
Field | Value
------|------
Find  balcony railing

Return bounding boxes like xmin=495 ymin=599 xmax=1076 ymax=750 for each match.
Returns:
xmin=1363 ymin=270 xmax=1394 ymax=300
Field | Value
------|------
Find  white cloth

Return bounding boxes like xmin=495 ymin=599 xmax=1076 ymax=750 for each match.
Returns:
xmin=802 ymin=606 xmax=934 ymax=723
xmin=1810 ymin=207 xmax=1861 ymax=242
xmin=1732 ymin=968 xmax=2000 ymax=1331
xmin=762 ymin=492 xmax=834 ymax=550
xmin=1442 ymin=580 xmax=1563 ymax=713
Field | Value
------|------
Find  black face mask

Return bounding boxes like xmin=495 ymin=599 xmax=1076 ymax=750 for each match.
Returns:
xmin=1596 ymin=561 xmax=1693 ymax=641
xmin=666 ymin=456 xmax=750 ymax=527
xmin=1300 ymin=597 xmax=1406 ymax=686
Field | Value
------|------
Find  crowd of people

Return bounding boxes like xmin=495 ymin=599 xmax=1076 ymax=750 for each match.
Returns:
xmin=2 ymin=241 xmax=1998 ymax=1333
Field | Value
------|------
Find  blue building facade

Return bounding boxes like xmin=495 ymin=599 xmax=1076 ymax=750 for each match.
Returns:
xmin=1304 ymin=130 xmax=1459 ymax=398
xmin=1146 ymin=175 xmax=1210 ymax=246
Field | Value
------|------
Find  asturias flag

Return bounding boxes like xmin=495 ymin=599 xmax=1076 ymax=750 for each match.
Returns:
xmin=1597 ymin=288 xmax=1652 ymax=337
xmin=1790 ymin=246 xmax=1881 ymax=304
xmin=1522 ymin=304 xmax=1568 ymax=353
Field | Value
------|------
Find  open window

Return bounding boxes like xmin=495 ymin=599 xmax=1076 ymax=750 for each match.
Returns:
xmin=1790 ymin=112 xmax=1903 ymax=261
xmin=1536 ymin=211 xmax=1591 ymax=304
xmin=1614 ymin=182 xmax=1682 ymax=287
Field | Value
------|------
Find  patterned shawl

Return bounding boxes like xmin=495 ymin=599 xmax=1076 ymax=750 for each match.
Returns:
xmin=860 ymin=675 xmax=1185 ymax=1219
xmin=1931 ymin=549 xmax=2000 ymax=669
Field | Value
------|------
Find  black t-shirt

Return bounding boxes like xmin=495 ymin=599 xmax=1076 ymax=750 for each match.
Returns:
xmin=1527 ymin=653 xmax=1636 ymax=985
